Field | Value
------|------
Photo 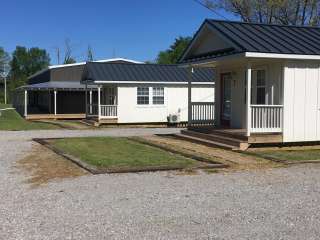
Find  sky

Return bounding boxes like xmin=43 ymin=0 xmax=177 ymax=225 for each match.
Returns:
xmin=1 ymin=0 xmax=237 ymax=64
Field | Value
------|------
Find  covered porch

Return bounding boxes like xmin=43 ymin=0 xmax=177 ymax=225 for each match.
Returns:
xmin=186 ymin=59 xmax=284 ymax=149
xmin=85 ymin=85 xmax=118 ymax=123
xmin=13 ymin=81 xmax=96 ymax=120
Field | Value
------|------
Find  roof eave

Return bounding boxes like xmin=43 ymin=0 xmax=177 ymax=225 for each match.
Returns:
xmin=91 ymin=80 xmax=215 ymax=85
xmin=245 ymin=52 xmax=320 ymax=60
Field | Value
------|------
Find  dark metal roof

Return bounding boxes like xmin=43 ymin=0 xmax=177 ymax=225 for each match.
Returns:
xmin=181 ymin=19 xmax=320 ymax=63
xmin=83 ymin=62 xmax=214 ymax=83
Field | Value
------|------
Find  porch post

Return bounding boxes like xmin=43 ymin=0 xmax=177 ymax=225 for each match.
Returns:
xmin=85 ymin=84 xmax=88 ymax=117
xmin=89 ymin=90 xmax=93 ymax=114
xmin=24 ymin=90 xmax=28 ymax=117
xmin=98 ymin=86 xmax=101 ymax=120
xmin=54 ymin=90 xmax=57 ymax=115
xmin=246 ymin=62 xmax=252 ymax=137
xmin=187 ymin=66 xmax=193 ymax=127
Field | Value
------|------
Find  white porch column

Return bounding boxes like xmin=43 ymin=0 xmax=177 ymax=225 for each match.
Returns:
xmin=24 ymin=90 xmax=28 ymax=117
xmin=4 ymin=76 xmax=7 ymax=105
xmin=54 ymin=90 xmax=57 ymax=115
xmin=246 ymin=62 xmax=252 ymax=137
xmin=98 ymin=86 xmax=101 ymax=120
xmin=89 ymin=90 xmax=93 ymax=114
xmin=187 ymin=66 xmax=193 ymax=127
xmin=85 ymin=84 xmax=88 ymax=117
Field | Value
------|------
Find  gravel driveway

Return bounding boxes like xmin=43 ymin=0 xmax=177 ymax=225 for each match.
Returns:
xmin=1 ymin=128 xmax=320 ymax=239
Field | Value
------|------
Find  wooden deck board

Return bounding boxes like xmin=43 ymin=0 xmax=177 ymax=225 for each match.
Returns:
xmin=188 ymin=127 xmax=283 ymax=144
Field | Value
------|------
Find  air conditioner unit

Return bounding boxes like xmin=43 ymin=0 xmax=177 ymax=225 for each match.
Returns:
xmin=167 ymin=113 xmax=180 ymax=124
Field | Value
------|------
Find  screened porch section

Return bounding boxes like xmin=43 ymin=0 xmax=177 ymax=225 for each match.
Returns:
xmin=188 ymin=64 xmax=284 ymax=136
xmin=86 ymin=86 xmax=118 ymax=119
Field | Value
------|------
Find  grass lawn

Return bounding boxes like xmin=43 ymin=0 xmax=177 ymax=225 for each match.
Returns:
xmin=249 ymin=149 xmax=320 ymax=162
xmin=51 ymin=137 xmax=200 ymax=170
xmin=0 ymin=105 xmax=60 ymax=130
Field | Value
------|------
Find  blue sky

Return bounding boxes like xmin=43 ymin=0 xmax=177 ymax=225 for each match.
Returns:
xmin=1 ymin=0 xmax=236 ymax=64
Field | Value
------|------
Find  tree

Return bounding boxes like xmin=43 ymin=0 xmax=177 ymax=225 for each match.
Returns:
xmin=86 ymin=45 xmax=94 ymax=61
xmin=9 ymin=46 xmax=50 ymax=89
xmin=156 ymin=36 xmax=192 ymax=64
xmin=198 ymin=0 xmax=320 ymax=26
xmin=63 ymin=39 xmax=76 ymax=64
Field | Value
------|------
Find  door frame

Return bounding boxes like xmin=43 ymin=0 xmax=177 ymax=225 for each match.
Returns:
xmin=220 ymin=72 xmax=232 ymax=127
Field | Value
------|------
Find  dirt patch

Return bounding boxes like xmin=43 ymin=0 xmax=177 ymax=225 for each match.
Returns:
xmin=138 ymin=135 xmax=281 ymax=171
xmin=16 ymin=144 xmax=88 ymax=188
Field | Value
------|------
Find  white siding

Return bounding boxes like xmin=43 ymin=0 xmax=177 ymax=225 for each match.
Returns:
xmin=283 ymin=62 xmax=320 ymax=142
xmin=117 ymin=85 xmax=214 ymax=123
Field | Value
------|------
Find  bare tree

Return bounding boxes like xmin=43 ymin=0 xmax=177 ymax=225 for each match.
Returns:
xmin=63 ymin=39 xmax=76 ymax=64
xmin=197 ymin=0 xmax=320 ymax=26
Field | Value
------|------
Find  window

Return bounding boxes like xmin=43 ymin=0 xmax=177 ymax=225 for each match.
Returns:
xmin=256 ymin=70 xmax=266 ymax=104
xmin=137 ymin=87 xmax=149 ymax=105
xmin=152 ymin=87 xmax=164 ymax=105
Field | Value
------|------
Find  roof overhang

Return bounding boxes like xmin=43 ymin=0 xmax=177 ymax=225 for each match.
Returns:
xmin=245 ymin=52 xmax=320 ymax=60
xmin=180 ymin=52 xmax=246 ymax=67
xmin=87 ymin=80 xmax=215 ymax=85
xmin=17 ymin=81 xmax=98 ymax=91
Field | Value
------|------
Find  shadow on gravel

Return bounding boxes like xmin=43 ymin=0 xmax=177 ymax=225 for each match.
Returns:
xmin=15 ymin=144 xmax=88 ymax=188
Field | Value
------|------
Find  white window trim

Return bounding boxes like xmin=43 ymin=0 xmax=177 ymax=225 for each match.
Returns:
xmin=137 ymin=86 xmax=150 ymax=105
xmin=136 ymin=86 xmax=167 ymax=108
xmin=152 ymin=87 xmax=165 ymax=105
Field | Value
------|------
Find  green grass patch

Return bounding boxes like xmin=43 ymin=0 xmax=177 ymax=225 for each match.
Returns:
xmin=0 ymin=108 xmax=60 ymax=131
xmin=250 ymin=149 xmax=320 ymax=162
xmin=51 ymin=137 xmax=199 ymax=169
xmin=0 ymin=103 xmax=12 ymax=109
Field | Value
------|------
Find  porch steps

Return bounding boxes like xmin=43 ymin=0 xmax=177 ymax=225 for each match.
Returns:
xmin=81 ymin=118 xmax=100 ymax=127
xmin=179 ymin=129 xmax=250 ymax=151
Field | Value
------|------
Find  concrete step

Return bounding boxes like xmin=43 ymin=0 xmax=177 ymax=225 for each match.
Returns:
xmin=175 ymin=133 xmax=240 ymax=150
xmin=193 ymin=128 xmax=248 ymax=141
xmin=80 ymin=119 xmax=100 ymax=127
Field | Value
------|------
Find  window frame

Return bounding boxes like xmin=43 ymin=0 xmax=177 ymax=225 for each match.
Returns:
xmin=152 ymin=87 xmax=164 ymax=105
xmin=255 ymin=69 xmax=267 ymax=105
xmin=137 ymin=87 xmax=150 ymax=105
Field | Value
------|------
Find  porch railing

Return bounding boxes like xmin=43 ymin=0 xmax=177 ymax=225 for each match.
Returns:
xmin=100 ymin=105 xmax=117 ymax=118
xmin=251 ymin=105 xmax=283 ymax=133
xmin=191 ymin=102 xmax=215 ymax=125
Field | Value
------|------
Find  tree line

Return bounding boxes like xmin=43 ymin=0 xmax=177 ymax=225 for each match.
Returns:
xmin=0 ymin=41 xmax=95 ymax=103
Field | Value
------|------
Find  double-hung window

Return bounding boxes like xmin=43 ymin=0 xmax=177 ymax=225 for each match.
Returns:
xmin=152 ymin=87 xmax=164 ymax=105
xmin=137 ymin=87 xmax=149 ymax=105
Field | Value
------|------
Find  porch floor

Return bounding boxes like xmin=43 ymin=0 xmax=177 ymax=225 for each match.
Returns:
xmin=26 ymin=114 xmax=86 ymax=120
xmin=188 ymin=127 xmax=283 ymax=144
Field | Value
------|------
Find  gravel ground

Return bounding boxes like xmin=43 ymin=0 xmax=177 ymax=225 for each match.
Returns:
xmin=1 ymin=128 xmax=320 ymax=239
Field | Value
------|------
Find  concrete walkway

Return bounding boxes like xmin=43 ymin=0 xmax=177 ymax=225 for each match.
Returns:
xmin=1 ymin=128 xmax=320 ymax=239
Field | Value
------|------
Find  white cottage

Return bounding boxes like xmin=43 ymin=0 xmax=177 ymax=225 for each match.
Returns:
xmin=179 ymin=19 xmax=320 ymax=150
xmin=82 ymin=62 xmax=215 ymax=125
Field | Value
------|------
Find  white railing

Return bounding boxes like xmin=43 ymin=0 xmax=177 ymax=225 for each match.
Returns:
xmin=100 ymin=105 xmax=117 ymax=118
xmin=191 ymin=102 xmax=215 ymax=125
xmin=251 ymin=105 xmax=283 ymax=133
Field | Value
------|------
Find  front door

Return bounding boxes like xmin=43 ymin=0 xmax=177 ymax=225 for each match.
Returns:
xmin=221 ymin=73 xmax=232 ymax=126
